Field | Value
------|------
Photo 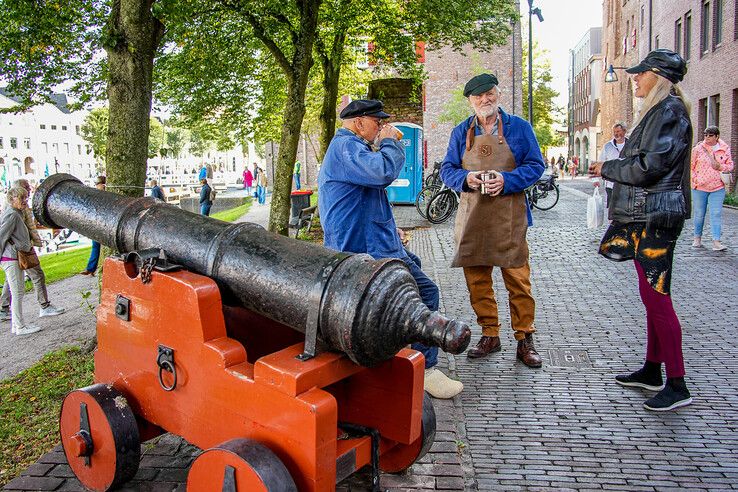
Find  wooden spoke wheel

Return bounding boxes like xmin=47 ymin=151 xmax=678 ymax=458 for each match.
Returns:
xmin=379 ymin=393 xmax=437 ymax=473
xmin=59 ymin=384 xmax=140 ymax=491
xmin=187 ymin=439 xmax=297 ymax=492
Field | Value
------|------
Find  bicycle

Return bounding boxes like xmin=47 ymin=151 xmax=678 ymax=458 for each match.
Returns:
xmin=425 ymin=183 xmax=460 ymax=224
xmin=424 ymin=161 xmax=443 ymax=188
xmin=525 ymin=173 xmax=560 ymax=211
xmin=415 ymin=183 xmax=440 ymax=219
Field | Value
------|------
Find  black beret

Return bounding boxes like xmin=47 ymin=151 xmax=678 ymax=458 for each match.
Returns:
xmin=464 ymin=73 xmax=499 ymax=97
xmin=626 ymin=49 xmax=687 ymax=83
xmin=339 ymin=99 xmax=391 ymax=119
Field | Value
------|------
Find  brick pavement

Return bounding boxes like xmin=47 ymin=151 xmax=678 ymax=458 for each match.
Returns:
xmin=5 ymin=186 xmax=738 ymax=491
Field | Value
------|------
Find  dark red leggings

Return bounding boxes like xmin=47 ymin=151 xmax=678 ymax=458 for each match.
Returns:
xmin=635 ymin=261 xmax=685 ymax=378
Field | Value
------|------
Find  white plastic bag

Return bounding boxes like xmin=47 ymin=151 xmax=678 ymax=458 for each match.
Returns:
xmin=587 ymin=186 xmax=604 ymax=229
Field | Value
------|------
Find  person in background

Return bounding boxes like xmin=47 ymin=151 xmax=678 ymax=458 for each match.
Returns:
xmin=690 ymin=125 xmax=734 ymax=251
xmin=0 ymin=187 xmax=41 ymax=335
xmin=589 ymin=49 xmax=693 ymax=411
xmin=198 ymin=164 xmax=207 ymax=181
xmin=252 ymin=164 xmax=260 ymax=198
xmin=150 ymin=179 xmax=165 ymax=201
xmin=257 ymin=168 xmax=268 ymax=205
xmin=0 ymin=179 xmax=65 ymax=322
xmin=243 ymin=166 xmax=254 ymax=195
xmin=199 ymin=178 xmax=213 ymax=216
xmin=597 ymin=123 xmax=628 ymax=208
xmin=80 ymin=176 xmax=106 ymax=276
xmin=293 ymin=160 xmax=302 ymax=190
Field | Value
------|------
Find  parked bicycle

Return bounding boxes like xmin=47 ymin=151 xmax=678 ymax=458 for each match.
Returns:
xmin=424 ymin=161 xmax=443 ymax=188
xmin=415 ymin=183 xmax=440 ymax=219
xmin=525 ymin=173 xmax=560 ymax=211
xmin=425 ymin=182 xmax=460 ymax=224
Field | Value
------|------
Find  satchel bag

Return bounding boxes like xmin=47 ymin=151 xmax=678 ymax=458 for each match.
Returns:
xmin=720 ymin=171 xmax=734 ymax=187
xmin=17 ymin=248 xmax=40 ymax=270
xmin=645 ymin=189 xmax=686 ymax=230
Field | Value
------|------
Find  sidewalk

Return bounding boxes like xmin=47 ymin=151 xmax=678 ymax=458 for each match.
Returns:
xmin=4 ymin=186 xmax=738 ymax=490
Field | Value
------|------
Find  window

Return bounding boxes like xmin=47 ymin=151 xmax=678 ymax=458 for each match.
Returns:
xmin=10 ymin=138 xmax=17 ymax=149
xmin=0 ymin=137 xmax=3 ymax=149
xmin=701 ymin=1 xmax=710 ymax=54
xmin=675 ymin=19 xmax=683 ymax=54
xmin=51 ymin=124 xmax=57 ymax=130
xmin=698 ymin=97 xmax=708 ymax=134
xmin=714 ymin=0 xmax=723 ymax=46
xmin=685 ymin=12 xmax=692 ymax=60
xmin=77 ymin=144 xmax=82 ymax=154
xmin=75 ymin=125 xmax=80 ymax=135
xmin=52 ymin=143 xmax=58 ymax=153
xmin=655 ymin=35 xmax=660 ymax=48
xmin=61 ymin=125 xmax=67 ymax=131
xmin=24 ymin=138 xmax=30 ymax=149
xmin=40 ymin=124 xmax=46 ymax=130
xmin=708 ymin=94 xmax=720 ymax=126
xmin=42 ymin=142 xmax=48 ymax=153
xmin=640 ymin=5 xmax=645 ymax=28
xmin=64 ymin=143 xmax=69 ymax=154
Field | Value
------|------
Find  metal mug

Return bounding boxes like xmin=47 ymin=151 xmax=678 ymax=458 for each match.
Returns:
xmin=479 ymin=170 xmax=499 ymax=195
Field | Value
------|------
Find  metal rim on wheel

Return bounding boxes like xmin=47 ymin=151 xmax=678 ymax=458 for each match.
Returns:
xmin=187 ymin=438 xmax=297 ymax=492
xmin=415 ymin=185 xmax=440 ymax=219
xmin=59 ymin=384 xmax=140 ymax=491
xmin=426 ymin=189 xmax=456 ymax=224
xmin=531 ymin=184 xmax=559 ymax=210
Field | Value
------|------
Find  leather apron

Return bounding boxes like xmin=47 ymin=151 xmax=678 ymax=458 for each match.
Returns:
xmin=451 ymin=115 xmax=529 ymax=268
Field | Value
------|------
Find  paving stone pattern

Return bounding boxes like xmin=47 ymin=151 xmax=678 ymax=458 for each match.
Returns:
xmin=5 ymin=184 xmax=738 ymax=491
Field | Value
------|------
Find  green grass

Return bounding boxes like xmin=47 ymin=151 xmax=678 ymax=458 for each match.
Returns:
xmin=0 ymin=347 xmax=94 ymax=486
xmin=211 ymin=197 xmax=253 ymax=222
xmin=725 ymin=192 xmax=738 ymax=207
xmin=0 ymin=246 xmax=92 ymax=290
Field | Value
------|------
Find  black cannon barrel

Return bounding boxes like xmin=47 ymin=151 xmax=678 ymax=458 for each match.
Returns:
xmin=33 ymin=174 xmax=470 ymax=366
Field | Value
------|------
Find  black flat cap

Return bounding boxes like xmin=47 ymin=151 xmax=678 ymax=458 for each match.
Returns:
xmin=625 ymin=49 xmax=687 ymax=83
xmin=339 ymin=99 xmax=391 ymax=119
xmin=464 ymin=73 xmax=499 ymax=97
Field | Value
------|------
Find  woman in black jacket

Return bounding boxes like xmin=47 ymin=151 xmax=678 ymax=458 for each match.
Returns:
xmin=589 ymin=49 xmax=692 ymax=412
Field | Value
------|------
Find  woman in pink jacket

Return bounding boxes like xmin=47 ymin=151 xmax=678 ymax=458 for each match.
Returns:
xmin=242 ymin=167 xmax=254 ymax=195
xmin=691 ymin=126 xmax=734 ymax=251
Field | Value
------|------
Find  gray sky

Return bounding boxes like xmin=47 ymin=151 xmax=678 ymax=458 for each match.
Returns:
xmin=528 ymin=0 xmax=603 ymax=110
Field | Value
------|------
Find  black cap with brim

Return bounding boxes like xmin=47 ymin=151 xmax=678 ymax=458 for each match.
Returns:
xmin=625 ymin=49 xmax=687 ymax=83
xmin=339 ymin=99 xmax=391 ymax=119
xmin=463 ymin=73 xmax=499 ymax=97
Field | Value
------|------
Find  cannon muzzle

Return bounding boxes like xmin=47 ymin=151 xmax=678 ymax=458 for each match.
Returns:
xmin=34 ymin=174 xmax=470 ymax=366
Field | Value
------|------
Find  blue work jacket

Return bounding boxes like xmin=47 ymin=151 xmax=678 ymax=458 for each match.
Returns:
xmin=439 ymin=109 xmax=545 ymax=225
xmin=318 ymin=128 xmax=406 ymax=259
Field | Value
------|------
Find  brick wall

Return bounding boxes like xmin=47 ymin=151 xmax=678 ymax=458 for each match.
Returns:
xmin=368 ymin=78 xmax=423 ymax=126
xmin=423 ymin=22 xmax=522 ymax=166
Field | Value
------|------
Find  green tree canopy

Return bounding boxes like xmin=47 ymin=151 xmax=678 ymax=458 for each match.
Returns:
xmin=80 ymin=107 xmax=110 ymax=164
xmin=522 ymin=39 xmax=564 ymax=152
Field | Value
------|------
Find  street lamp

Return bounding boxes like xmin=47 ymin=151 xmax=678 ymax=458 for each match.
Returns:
xmin=604 ymin=64 xmax=628 ymax=83
xmin=527 ymin=0 xmax=544 ymax=123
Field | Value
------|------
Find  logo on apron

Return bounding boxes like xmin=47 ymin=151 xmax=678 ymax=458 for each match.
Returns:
xmin=480 ymin=144 xmax=492 ymax=157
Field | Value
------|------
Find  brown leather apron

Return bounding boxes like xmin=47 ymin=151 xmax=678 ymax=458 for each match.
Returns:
xmin=451 ymin=115 xmax=529 ymax=268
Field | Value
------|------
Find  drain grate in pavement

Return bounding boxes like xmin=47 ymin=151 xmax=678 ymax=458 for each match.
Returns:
xmin=547 ymin=349 xmax=593 ymax=368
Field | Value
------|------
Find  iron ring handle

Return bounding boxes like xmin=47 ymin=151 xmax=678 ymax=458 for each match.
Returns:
xmin=158 ymin=360 xmax=177 ymax=392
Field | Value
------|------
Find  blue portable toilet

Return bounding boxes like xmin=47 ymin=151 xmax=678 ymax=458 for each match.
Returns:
xmin=387 ymin=123 xmax=424 ymax=204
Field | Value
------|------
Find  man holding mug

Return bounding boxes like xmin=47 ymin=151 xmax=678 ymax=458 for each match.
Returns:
xmin=319 ymin=99 xmax=464 ymax=399
xmin=440 ymin=73 xmax=546 ymax=367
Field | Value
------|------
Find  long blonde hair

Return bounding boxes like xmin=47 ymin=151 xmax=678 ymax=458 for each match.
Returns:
xmin=631 ymin=75 xmax=691 ymax=132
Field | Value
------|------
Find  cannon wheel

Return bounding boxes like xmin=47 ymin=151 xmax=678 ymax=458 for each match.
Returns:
xmin=59 ymin=384 xmax=140 ymax=491
xmin=379 ymin=393 xmax=437 ymax=473
xmin=187 ymin=438 xmax=297 ymax=492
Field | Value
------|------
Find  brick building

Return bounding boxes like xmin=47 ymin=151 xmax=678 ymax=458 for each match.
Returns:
xmin=639 ymin=0 xmax=737 ymax=185
xmin=599 ymin=0 xmax=641 ymax=155
xmin=568 ymin=27 xmax=603 ymax=170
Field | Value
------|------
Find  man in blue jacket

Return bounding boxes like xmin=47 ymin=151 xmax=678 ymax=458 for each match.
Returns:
xmin=319 ymin=99 xmax=463 ymax=399
xmin=440 ymin=73 xmax=545 ymax=368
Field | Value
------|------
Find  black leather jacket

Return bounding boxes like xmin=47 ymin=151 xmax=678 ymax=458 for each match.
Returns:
xmin=602 ymin=94 xmax=693 ymax=223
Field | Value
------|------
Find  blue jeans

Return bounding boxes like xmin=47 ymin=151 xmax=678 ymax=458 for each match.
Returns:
xmin=200 ymin=203 xmax=212 ymax=216
xmin=294 ymin=173 xmax=301 ymax=190
xmin=692 ymin=188 xmax=726 ymax=240
xmin=86 ymin=240 xmax=100 ymax=273
xmin=401 ymin=250 xmax=439 ymax=369
xmin=257 ymin=185 xmax=266 ymax=204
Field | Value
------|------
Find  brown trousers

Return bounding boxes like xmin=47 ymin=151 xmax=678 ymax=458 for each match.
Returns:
xmin=463 ymin=263 xmax=536 ymax=341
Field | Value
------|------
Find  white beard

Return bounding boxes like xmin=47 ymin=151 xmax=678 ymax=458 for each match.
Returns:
xmin=475 ymin=104 xmax=499 ymax=120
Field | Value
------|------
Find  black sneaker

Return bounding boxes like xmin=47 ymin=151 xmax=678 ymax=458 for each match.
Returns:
xmin=644 ymin=383 xmax=692 ymax=412
xmin=615 ymin=368 xmax=664 ymax=391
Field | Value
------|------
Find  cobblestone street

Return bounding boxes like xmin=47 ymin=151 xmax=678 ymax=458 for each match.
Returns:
xmin=4 ymin=182 xmax=738 ymax=491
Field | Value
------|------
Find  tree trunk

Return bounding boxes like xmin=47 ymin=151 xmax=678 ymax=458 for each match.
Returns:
xmin=267 ymin=0 xmax=321 ymax=235
xmin=317 ymin=59 xmax=341 ymax=164
xmin=104 ymin=0 xmax=164 ymax=198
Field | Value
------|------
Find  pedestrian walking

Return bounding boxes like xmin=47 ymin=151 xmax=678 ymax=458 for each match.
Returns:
xmin=589 ymin=49 xmax=693 ymax=411
xmin=257 ymin=168 xmax=267 ymax=205
xmin=243 ymin=167 xmax=253 ymax=195
xmin=293 ymin=160 xmax=301 ymax=190
xmin=149 ymin=179 xmax=165 ymax=201
xmin=690 ymin=125 xmax=734 ymax=251
xmin=80 ymin=176 xmax=106 ymax=276
xmin=439 ymin=73 xmax=546 ymax=368
xmin=319 ymin=98 xmax=463 ymax=399
xmin=199 ymin=178 xmax=213 ymax=216
xmin=0 ymin=179 xmax=65 ymax=322
xmin=598 ymin=123 xmax=628 ymax=208
xmin=0 ymin=186 xmax=41 ymax=335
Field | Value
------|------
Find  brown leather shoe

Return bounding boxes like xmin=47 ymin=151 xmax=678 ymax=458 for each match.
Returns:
xmin=516 ymin=334 xmax=542 ymax=368
xmin=467 ymin=336 xmax=501 ymax=359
